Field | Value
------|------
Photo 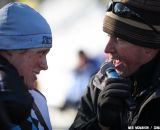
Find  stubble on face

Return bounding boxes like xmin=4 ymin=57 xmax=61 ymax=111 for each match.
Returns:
xmin=105 ymin=36 xmax=152 ymax=77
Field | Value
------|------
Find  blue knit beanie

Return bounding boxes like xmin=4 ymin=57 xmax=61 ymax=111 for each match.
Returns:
xmin=0 ymin=2 xmax=52 ymax=50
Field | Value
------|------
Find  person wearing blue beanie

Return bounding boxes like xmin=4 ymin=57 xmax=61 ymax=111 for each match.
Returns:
xmin=0 ymin=2 xmax=52 ymax=130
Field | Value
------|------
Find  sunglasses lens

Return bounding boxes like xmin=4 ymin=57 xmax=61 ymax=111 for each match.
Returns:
xmin=107 ymin=2 xmax=158 ymax=34
xmin=114 ymin=3 xmax=136 ymax=17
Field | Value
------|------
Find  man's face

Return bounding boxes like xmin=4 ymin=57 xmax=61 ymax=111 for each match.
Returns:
xmin=104 ymin=35 xmax=156 ymax=77
xmin=8 ymin=48 xmax=50 ymax=88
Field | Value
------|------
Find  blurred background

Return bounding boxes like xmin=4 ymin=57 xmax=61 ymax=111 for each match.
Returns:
xmin=0 ymin=0 xmax=109 ymax=129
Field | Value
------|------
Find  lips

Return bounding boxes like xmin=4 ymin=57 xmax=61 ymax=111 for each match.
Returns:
xmin=33 ymin=71 xmax=39 ymax=75
xmin=112 ymin=59 xmax=122 ymax=68
xmin=33 ymin=71 xmax=39 ymax=80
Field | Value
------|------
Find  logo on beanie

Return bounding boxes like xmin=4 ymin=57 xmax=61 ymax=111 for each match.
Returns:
xmin=42 ymin=36 xmax=52 ymax=45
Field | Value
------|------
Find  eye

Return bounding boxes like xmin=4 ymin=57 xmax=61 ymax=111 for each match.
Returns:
xmin=38 ymin=50 xmax=48 ymax=57
xmin=116 ymin=37 xmax=126 ymax=42
xmin=41 ymin=51 xmax=46 ymax=55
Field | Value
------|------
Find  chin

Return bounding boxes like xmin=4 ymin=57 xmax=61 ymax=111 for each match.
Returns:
xmin=117 ymin=70 xmax=127 ymax=77
xmin=116 ymin=65 xmax=131 ymax=77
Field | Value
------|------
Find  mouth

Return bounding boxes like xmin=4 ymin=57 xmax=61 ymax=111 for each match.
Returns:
xmin=112 ymin=59 xmax=122 ymax=68
xmin=33 ymin=71 xmax=40 ymax=80
xmin=33 ymin=71 xmax=40 ymax=75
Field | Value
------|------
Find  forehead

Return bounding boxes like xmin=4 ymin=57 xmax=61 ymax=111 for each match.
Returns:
xmin=28 ymin=48 xmax=50 ymax=52
xmin=10 ymin=48 xmax=50 ymax=56
xmin=28 ymin=48 xmax=50 ymax=53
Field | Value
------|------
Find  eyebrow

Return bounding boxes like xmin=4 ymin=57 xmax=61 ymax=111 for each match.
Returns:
xmin=38 ymin=49 xmax=50 ymax=53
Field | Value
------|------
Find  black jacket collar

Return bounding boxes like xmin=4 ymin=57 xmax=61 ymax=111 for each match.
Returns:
xmin=130 ymin=53 xmax=160 ymax=95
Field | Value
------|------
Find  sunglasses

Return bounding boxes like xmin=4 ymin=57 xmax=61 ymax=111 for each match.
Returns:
xmin=107 ymin=0 xmax=159 ymax=34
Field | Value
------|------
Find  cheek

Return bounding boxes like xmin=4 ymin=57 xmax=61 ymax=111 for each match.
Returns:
xmin=16 ymin=63 xmax=29 ymax=78
xmin=20 ymin=60 xmax=36 ymax=76
xmin=119 ymin=45 xmax=139 ymax=63
xmin=29 ymin=56 xmax=39 ymax=66
xmin=122 ymin=50 xmax=143 ymax=73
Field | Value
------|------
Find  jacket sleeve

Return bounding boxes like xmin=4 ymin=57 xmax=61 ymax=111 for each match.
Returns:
xmin=69 ymin=75 xmax=101 ymax=130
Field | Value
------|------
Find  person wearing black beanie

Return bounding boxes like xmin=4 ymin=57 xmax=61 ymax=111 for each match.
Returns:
xmin=69 ymin=0 xmax=160 ymax=130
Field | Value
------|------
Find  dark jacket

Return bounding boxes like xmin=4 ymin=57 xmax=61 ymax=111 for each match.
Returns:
xmin=69 ymin=53 xmax=160 ymax=130
xmin=0 ymin=55 xmax=33 ymax=129
xmin=0 ymin=55 xmax=52 ymax=130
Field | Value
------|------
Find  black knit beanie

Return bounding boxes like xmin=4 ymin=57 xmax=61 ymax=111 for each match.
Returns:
xmin=103 ymin=0 xmax=160 ymax=48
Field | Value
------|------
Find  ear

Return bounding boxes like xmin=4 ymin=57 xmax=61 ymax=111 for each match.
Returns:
xmin=0 ymin=51 xmax=17 ymax=61
xmin=0 ymin=50 xmax=12 ymax=57
xmin=144 ymin=48 xmax=153 ymax=54
xmin=144 ymin=48 xmax=159 ymax=58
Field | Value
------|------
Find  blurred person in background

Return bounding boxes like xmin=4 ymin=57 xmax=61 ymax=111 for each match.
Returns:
xmin=60 ymin=50 xmax=103 ymax=110
xmin=69 ymin=0 xmax=160 ymax=130
xmin=0 ymin=2 xmax=52 ymax=130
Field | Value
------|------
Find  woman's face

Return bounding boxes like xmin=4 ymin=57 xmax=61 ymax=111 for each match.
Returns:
xmin=7 ymin=48 xmax=50 ymax=88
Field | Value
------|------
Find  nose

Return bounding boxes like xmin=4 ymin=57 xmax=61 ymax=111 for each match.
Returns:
xmin=104 ymin=36 xmax=115 ymax=54
xmin=40 ymin=56 xmax=48 ymax=70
